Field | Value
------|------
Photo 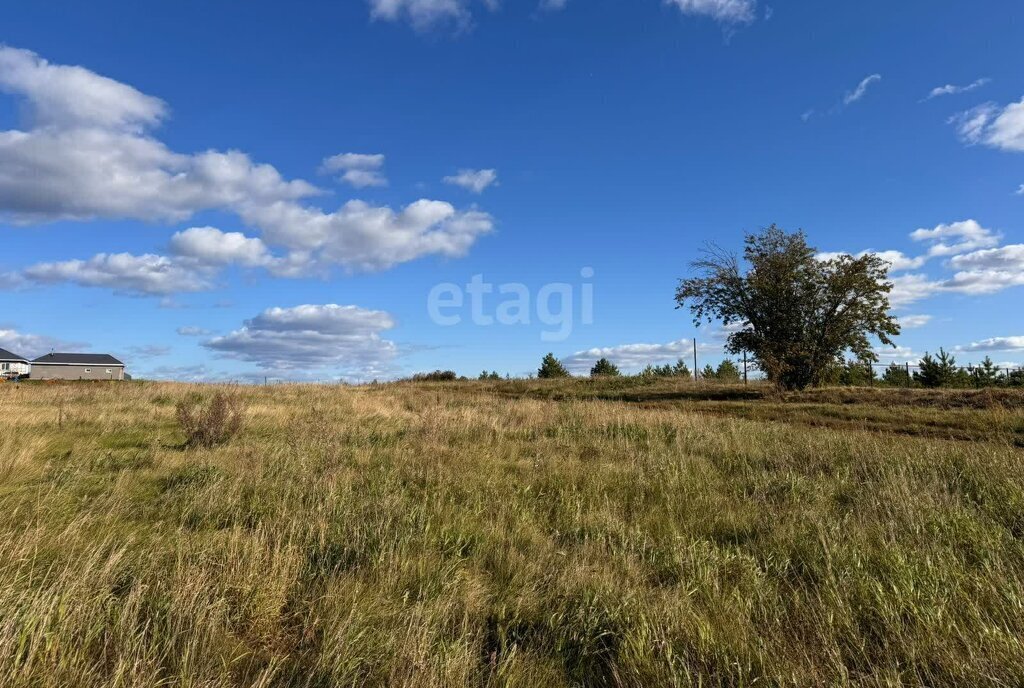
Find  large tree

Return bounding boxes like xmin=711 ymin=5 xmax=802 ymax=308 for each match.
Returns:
xmin=675 ymin=225 xmax=900 ymax=390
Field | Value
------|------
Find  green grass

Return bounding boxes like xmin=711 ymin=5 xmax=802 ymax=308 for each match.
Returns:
xmin=0 ymin=380 xmax=1023 ymax=686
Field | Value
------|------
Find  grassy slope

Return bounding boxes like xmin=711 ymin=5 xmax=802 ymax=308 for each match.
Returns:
xmin=1 ymin=380 xmax=1023 ymax=686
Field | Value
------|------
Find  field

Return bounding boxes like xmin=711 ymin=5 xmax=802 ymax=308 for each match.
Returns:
xmin=2 ymin=379 xmax=1024 ymax=687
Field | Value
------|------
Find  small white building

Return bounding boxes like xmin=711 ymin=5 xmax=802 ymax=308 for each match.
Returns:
xmin=0 ymin=347 xmax=30 ymax=378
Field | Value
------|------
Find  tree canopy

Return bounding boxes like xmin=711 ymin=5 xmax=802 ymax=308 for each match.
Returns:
xmin=590 ymin=358 xmax=621 ymax=377
xmin=675 ymin=225 xmax=900 ymax=390
xmin=538 ymin=353 xmax=570 ymax=379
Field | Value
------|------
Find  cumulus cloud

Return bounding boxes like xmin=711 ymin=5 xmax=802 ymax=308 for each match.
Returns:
xmin=948 ymin=244 xmax=1024 ymax=271
xmin=562 ymin=338 xmax=719 ymax=374
xmin=910 ymin=219 xmax=1000 ymax=258
xmin=951 ymin=97 xmax=1024 ymax=152
xmin=15 ymin=226 xmax=280 ymax=295
xmin=22 ymin=253 xmax=214 ymax=295
xmin=204 ymin=304 xmax=399 ymax=377
xmin=830 ymin=220 xmax=1020 ymax=308
xmin=954 ymin=336 xmax=1024 ymax=353
xmin=443 ymin=168 xmax=498 ymax=194
xmin=0 ymin=46 xmax=166 ymax=131
xmin=242 ymin=198 xmax=493 ymax=271
xmin=665 ymin=0 xmax=757 ymax=24
xmin=320 ymin=153 xmax=388 ymax=188
xmin=925 ymin=78 xmax=990 ymax=101
xmin=0 ymin=327 xmax=86 ymax=359
xmin=817 ymin=249 xmax=925 ymax=273
xmin=843 ymin=74 xmax=882 ymax=105
xmin=0 ymin=47 xmax=492 ymax=278
xmin=168 ymin=226 xmax=272 ymax=267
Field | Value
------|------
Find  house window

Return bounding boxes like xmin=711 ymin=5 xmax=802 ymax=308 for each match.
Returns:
xmin=1 ymin=363 xmax=8 ymax=371
xmin=105 ymin=369 xmax=112 ymax=374
xmin=84 ymin=368 xmax=91 ymax=373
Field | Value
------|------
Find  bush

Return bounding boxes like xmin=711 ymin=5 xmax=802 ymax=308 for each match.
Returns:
xmin=538 ymin=353 xmax=570 ymax=379
xmin=175 ymin=392 xmax=243 ymax=448
xmin=412 ymin=370 xmax=459 ymax=381
xmin=639 ymin=358 xmax=691 ymax=379
xmin=590 ymin=358 xmax=620 ymax=377
xmin=478 ymin=371 xmax=502 ymax=380
xmin=915 ymin=349 xmax=964 ymax=388
xmin=882 ymin=363 xmax=912 ymax=387
xmin=715 ymin=359 xmax=742 ymax=382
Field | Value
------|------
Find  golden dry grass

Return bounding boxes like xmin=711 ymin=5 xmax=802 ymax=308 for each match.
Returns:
xmin=1 ymin=379 xmax=1023 ymax=686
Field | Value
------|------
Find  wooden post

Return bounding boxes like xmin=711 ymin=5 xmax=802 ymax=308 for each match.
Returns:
xmin=743 ymin=351 xmax=748 ymax=386
xmin=693 ymin=338 xmax=698 ymax=383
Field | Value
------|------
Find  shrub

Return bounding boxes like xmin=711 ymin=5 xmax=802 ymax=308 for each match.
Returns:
xmin=590 ymin=358 xmax=620 ymax=377
xmin=882 ymin=363 xmax=912 ymax=387
xmin=175 ymin=393 xmax=243 ymax=448
xmin=969 ymin=356 xmax=1001 ymax=388
xmin=412 ymin=370 xmax=459 ymax=381
xmin=538 ymin=353 xmax=570 ymax=379
xmin=715 ymin=359 xmax=742 ymax=382
xmin=839 ymin=359 xmax=876 ymax=386
xmin=640 ymin=358 xmax=693 ymax=379
xmin=478 ymin=371 xmax=502 ymax=380
xmin=915 ymin=349 xmax=960 ymax=388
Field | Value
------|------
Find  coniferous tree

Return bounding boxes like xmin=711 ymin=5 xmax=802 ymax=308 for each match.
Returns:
xmin=715 ymin=360 xmax=741 ymax=382
xmin=882 ymin=363 xmax=911 ymax=387
xmin=969 ymin=356 xmax=1001 ymax=387
xmin=590 ymin=358 xmax=621 ymax=377
xmin=538 ymin=353 xmax=570 ymax=379
xmin=915 ymin=349 xmax=959 ymax=388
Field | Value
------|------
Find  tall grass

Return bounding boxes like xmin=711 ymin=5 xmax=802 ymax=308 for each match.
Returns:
xmin=0 ymin=380 xmax=1023 ymax=686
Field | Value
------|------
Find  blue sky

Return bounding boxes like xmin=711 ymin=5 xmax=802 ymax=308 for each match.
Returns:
xmin=1 ymin=0 xmax=1022 ymax=381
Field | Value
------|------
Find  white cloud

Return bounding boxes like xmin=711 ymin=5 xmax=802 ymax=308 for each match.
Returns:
xmin=899 ymin=314 xmax=932 ymax=329
xmin=242 ymin=198 xmax=493 ymax=271
xmin=168 ymin=226 xmax=272 ymax=267
xmin=0 ymin=328 xmax=86 ymax=359
xmin=665 ymin=0 xmax=757 ymax=24
xmin=951 ymin=97 xmax=1024 ymax=152
xmin=22 ymin=253 xmax=213 ymax=296
xmin=539 ymin=0 xmax=568 ymax=10
xmin=888 ymin=273 xmax=941 ymax=308
xmin=954 ymin=336 xmax=1024 ymax=353
xmin=0 ymin=46 xmax=166 ymax=131
xmin=368 ymin=0 xmax=473 ymax=31
xmin=910 ymin=219 xmax=1000 ymax=258
xmin=204 ymin=304 xmax=398 ymax=377
xmin=949 ymin=244 xmax=1024 ymax=271
xmin=0 ymin=47 xmax=492 ymax=278
xmin=443 ymin=168 xmax=498 ymax=194
xmin=817 ymin=249 xmax=925 ymax=272
xmin=843 ymin=74 xmax=882 ymax=105
xmin=15 ymin=226 xmax=287 ymax=296
xmin=562 ymin=338 xmax=719 ymax=374
xmin=925 ymin=78 xmax=990 ymax=100
xmin=320 ymin=152 xmax=388 ymax=188
xmin=176 ymin=326 xmax=212 ymax=336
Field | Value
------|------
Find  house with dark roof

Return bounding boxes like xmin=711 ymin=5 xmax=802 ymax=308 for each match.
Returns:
xmin=31 ymin=353 xmax=126 ymax=381
xmin=0 ymin=347 xmax=30 ymax=378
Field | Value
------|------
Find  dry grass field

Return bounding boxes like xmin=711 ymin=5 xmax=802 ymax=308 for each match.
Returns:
xmin=2 ymin=379 xmax=1024 ymax=686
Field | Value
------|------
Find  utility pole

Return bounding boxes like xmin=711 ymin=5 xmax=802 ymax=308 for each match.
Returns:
xmin=743 ymin=351 xmax=748 ymax=386
xmin=693 ymin=338 xmax=698 ymax=382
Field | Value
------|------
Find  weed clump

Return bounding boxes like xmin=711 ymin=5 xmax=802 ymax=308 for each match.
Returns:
xmin=175 ymin=392 xmax=243 ymax=448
